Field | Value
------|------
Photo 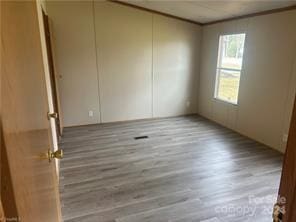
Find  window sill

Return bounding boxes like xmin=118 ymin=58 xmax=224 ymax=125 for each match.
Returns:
xmin=213 ymin=97 xmax=238 ymax=106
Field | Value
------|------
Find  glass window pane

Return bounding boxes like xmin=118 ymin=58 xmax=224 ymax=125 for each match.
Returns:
xmin=219 ymin=34 xmax=245 ymax=70
xmin=216 ymin=69 xmax=241 ymax=104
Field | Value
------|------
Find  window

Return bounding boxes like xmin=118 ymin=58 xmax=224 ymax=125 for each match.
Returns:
xmin=215 ymin=33 xmax=246 ymax=104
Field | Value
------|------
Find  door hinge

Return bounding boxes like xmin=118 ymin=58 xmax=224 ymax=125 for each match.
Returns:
xmin=47 ymin=112 xmax=58 ymax=120
xmin=273 ymin=203 xmax=284 ymax=222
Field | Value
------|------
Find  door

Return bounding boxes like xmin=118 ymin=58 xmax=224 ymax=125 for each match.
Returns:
xmin=276 ymin=96 xmax=296 ymax=222
xmin=0 ymin=201 xmax=4 ymax=222
xmin=1 ymin=127 xmax=18 ymax=219
xmin=1 ymin=1 xmax=62 ymax=222
xmin=42 ymin=9 xmax=63 ymax=137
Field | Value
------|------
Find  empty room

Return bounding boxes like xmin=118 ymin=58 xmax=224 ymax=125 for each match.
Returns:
xmin=1 ymin=1 xmax=296 ymax=222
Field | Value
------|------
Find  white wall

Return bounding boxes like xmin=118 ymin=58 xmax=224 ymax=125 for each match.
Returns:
xmin=198 ymin=10 xmax=296 ymax=152
xmin=153 ymin=15 xmax=200 ymax=117
xmin=47 ymin=1 xmax=100 ymax=127
xmin=95 ymin=2 xmax=153 ymax=122
xmin=47 ymin=1 xmax=296 ymax=153
xmin=47 ymin=1 xmax=201 ymax=125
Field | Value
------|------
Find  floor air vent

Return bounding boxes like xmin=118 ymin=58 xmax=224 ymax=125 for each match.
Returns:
xmin=134 ymin=136 xmax=149 ymax=140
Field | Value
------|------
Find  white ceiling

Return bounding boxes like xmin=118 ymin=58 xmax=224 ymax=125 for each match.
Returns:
xmin=121 ymin=0 xmax=296 ymax=24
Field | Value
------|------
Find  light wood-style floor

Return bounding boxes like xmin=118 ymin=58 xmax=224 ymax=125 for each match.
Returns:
xmin=59 ymin=115 xmax=283 ymax=222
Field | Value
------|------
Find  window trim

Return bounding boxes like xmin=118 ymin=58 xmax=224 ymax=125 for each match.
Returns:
xmin=214 ymin=33 xmax=246 ymax=105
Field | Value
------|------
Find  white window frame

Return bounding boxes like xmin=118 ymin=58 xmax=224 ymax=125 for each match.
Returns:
xmin=214 ymin=33 xmax=246 ymax=105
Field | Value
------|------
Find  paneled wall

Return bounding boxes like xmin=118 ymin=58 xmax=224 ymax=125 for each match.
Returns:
xmin=198 ymin=10 xmax=296 ymax=152
xmin=47 ymin=2 xmax=100 ymax=126
xmin=94 ymin=2 xmax=153 ymax=122
xmin=47 ymin=1 xmax=201 ymax=126
xmin=47 ymin=1 xmax=296 ymax=152
xmin=153 ymin=15 xmax=200 ymax=117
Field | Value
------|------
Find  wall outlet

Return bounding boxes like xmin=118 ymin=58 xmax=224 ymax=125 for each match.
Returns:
xmin=186 ymin=101 xmax=191 ymax=108
xmin=282 ymin=134 xmax=288 ymax=143
xmin=88 ymin=110 xmax=94 ymax=117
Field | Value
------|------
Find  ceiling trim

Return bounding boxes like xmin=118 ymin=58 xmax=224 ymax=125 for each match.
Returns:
xmin=110 ymin=1 xmax=296 ymax=26
xmin=204 ymin=5 xmax=296 ymax=26
xmin=109 ymin=0 xmax=203 ymax=26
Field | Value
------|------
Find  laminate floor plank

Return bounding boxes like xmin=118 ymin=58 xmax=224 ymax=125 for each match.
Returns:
xmin=59 ymin=115 xmax=282 ymax=222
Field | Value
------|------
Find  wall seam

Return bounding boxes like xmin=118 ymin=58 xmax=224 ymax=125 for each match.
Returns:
xmin=92 ymin=0 xmax=102 ymax=123
xmin=151 ymin=14 xmax=154 ymax=118
xmin=234 ymin=17 xmax=251 ymax=131
xmin=196 ymin=25 xmax=203 ymax=114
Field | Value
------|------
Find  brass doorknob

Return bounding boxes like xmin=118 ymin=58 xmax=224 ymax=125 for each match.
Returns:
xmin=47 ymin=149 xmax=63 ymax=162
xmin=47 ymin=112 xmax=58 ymax=120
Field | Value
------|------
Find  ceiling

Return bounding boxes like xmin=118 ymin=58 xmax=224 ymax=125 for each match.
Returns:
xmin=121 ymin=0 xmax=296 ymax=24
